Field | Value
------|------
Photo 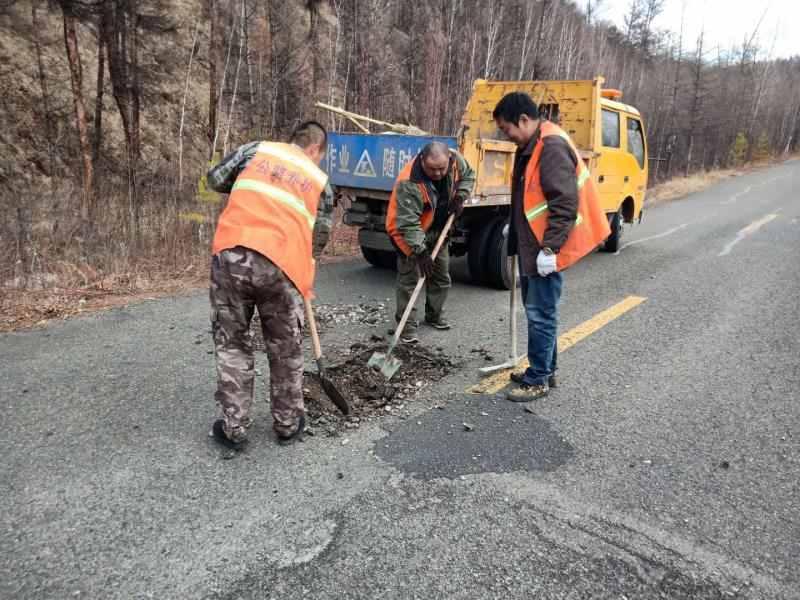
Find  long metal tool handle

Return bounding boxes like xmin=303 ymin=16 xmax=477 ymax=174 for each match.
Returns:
xmin=508 ymin=258 xmax=518 ymax=362
xmin=390 ymin=214 xmax=455 ymax=348
xmin=304 ymin=298 xmax=323 ymax=362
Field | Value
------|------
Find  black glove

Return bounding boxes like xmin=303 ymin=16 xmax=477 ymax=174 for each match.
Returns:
xmin=415 ymin=252 xmax=435 ymax=278
xmin=449 ymin=194 xmax=465 ymax=217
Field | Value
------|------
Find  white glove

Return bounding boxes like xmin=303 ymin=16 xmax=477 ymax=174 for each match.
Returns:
xmin=536 ymin=250 xmax=557 ymax=276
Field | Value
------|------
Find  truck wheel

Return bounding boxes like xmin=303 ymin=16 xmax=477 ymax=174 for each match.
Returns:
xmin=361 ymin=246 xmax=397 ymax=270
xmin=467 ymin=218 xmax=496 ymax=285
xmin=486 ymin=219 xmax=516 ymax=290
xmin=602 ymin=209 xmax=623 ymax=253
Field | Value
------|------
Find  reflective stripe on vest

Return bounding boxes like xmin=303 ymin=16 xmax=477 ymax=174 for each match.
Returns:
xmin=212 ymin=142 xmax=327 ymax=298
xmin=522 ymin=121 xmax=611 ymax=271
xmin=526 ymin=163 xmax=591 ymax=224
xmin=232 ymin=178 xmax=317 ymax=229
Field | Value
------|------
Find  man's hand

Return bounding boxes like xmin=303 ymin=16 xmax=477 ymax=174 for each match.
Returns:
xmin=449 ymin=194 xmax=465 ymax=217
xmin=536 ymin=249 xmax=557 ymax=277
xmin=415 ymin=252 xmax=435 ymax=278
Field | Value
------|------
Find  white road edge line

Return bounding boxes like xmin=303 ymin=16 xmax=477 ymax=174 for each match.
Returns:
xmin=615 ymin=223 xmax=690 ymax=255
xmin=720 ymin=185 xmax=752 ymax=205
xmin=718 ymin=213 xmax=779 ymax=257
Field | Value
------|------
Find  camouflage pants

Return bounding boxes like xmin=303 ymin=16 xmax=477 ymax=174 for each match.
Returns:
xmin=395 ymin=236 xmax=450 ymax=328
xmin=210 ymin=246 xmax=305 ymax=440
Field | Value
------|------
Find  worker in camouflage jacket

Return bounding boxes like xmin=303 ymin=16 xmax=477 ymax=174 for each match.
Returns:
xmin=206 ymin=121 xmax=334 ymax=448
xmin=386 ymin=142 xmax=475 ymax=343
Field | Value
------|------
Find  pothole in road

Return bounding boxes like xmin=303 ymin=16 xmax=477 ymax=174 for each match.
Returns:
xmin=251 ymin=302 xmax=391 ymax=347
xmin=301 ymin=340 xmax=461 ymax=437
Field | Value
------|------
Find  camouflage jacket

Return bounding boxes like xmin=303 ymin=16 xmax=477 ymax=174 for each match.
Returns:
xmin=393 ymin=150 xmax=475 ymax=256
xmin=207 ymin=142 xmax=335 ymax=257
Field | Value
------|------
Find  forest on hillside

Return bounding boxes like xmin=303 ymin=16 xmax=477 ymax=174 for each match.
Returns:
xmin=2 ymin=0 xmax=799 ymax=291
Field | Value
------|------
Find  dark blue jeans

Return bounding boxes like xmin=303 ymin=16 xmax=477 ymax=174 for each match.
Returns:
xmin=520 ymin=269 xmax=563 ymax=386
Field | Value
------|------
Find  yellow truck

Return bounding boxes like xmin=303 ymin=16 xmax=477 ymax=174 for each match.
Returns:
xmin=330 ymin=77 xmax=648 ymax=288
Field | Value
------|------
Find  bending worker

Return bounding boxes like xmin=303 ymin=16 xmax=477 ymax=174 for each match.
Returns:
xmin=493 ymin=93 xmax=609 ymax=402
xmin=205 ymin=121 xmax=334 ymax=448
xmin=385 ymin=142 xmax=475 ymax=343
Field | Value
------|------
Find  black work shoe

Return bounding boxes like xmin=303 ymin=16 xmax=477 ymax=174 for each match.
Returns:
xmin=400 ymin=329 xmax=419 ymax=344
xmin=510 ymin=371 xmax=558 ymax=388
xmin=277 ymin=414 xmax=305 ymax=445
xmin=211 ymin=419 xmax=247 ymax=450
xmin=424 ymin=318 xmax=451 ymax=330
xmin=506 ymin=383 xmax=549 ymax=402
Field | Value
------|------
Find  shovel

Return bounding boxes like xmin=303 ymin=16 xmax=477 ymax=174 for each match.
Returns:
xmin=479 ymin=256 xmax=526 ymax=376
xmin=304 ymin=298 xmax=350 ymax=415
xmin=368 ymin=213 xmax=455 ymax=380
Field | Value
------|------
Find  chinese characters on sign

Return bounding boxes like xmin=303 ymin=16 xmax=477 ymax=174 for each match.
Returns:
xmin=330 ymin=146 xmax=420 ymax=178
xmin=324 ymin=134 xmax=457 ymax=191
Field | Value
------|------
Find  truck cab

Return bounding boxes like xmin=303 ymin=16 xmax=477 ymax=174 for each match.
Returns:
xmin=594 ymin=91 xmax=648 ymax=251
xmin=326 ymin=77 xmax=648 ymax=287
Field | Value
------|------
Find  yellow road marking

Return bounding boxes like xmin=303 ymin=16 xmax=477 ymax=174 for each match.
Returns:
xmin=468 ymin=295 xmax=647 ymax=395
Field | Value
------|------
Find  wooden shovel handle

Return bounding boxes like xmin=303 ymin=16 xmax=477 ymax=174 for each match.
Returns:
xmin=391 ymin=214 xmax=455 ymax=346
xmin=304 ymin=298 xmax=322 ymax=361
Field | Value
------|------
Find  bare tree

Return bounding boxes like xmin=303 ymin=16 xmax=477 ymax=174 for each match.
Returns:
xmin=178 ymin=19 xmax=201 ymax=189
xmin=59 ymin=0 xmax=94 ymax=226
xmin=103 ymin=0 xmax=142 ymax=244
xmin=31 ymin=1 xmax=57 ymax=180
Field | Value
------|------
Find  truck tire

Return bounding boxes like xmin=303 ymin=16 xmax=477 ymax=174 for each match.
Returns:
xmin=486 ymin=218 xmax=516 ymax=290
xmin=361 ymin=246 xmax=397 ymax=270
xmin=467 ymin=218 xmax=497 ymax=285
xmin=602 ymin=209 xmax=623 ymax=253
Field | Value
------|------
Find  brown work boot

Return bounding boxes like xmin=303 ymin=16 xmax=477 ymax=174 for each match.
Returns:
xmin=506 ymin=383 xmax=549 ymax=402
xmin=510 ymin=371 xmax=558 ymax=388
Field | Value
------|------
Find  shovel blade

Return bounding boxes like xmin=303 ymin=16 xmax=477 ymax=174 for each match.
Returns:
xmin=367 ymin=351 xmax=402 ymax=380
xmin=320 ymin=375 xmax=350 ymax=415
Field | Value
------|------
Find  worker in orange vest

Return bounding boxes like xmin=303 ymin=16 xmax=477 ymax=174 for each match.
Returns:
xmin=385 ymin=142 xmax=475 ymax=343
xmin=205 ymin=121 xmax=334 ymax=448
xmin=494 ymin=93 xmax=610 ymax=402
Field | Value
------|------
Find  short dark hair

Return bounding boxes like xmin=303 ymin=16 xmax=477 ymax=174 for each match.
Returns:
xmin=290 ymin=120 xmax=327 ymax=149
xmin=492 ymin=92 xmax=539 ymax=125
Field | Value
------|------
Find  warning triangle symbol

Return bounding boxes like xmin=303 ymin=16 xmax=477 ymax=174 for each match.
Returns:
xmin=353 ymin=149 xmax=377 ymax=178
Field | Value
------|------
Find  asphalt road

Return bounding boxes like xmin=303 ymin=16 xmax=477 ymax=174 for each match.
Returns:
xmin=2 ymin=160 xmax=799 ymax=599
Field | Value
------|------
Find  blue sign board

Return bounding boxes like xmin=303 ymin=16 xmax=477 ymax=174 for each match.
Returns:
xmin=324 ymin=132 xmax=457 ymax=192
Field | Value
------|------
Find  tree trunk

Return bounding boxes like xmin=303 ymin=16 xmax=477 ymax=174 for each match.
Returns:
xmin=32 ymin=1 xmax=57 ymax=181
xmin=61 ymin=4 xmax=94 ymax=226
xmin=208 ymin=0 xmax=218 ymax=152
xmin=93 ymin=20 xmax=106 ymax=171
xmin=178 ymin=20 xmax=201 ymax=190
xmin=105 ymin=0 xmax=141 ymax=247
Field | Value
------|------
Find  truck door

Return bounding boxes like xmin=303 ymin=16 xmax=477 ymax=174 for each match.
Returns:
xmin=624 ymin=116 xmax=648 ymax=219
xmin=595 ymin=108 xmax=625 ymax=215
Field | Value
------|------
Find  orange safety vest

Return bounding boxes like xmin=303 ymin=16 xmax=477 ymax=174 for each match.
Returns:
xmin=523 ymin=121 xmax=611 ymax=271
xmin=212 ymin=142 xmax=327 ymax=298
xmin=386 ymin=156 xmax=459 ymax=256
